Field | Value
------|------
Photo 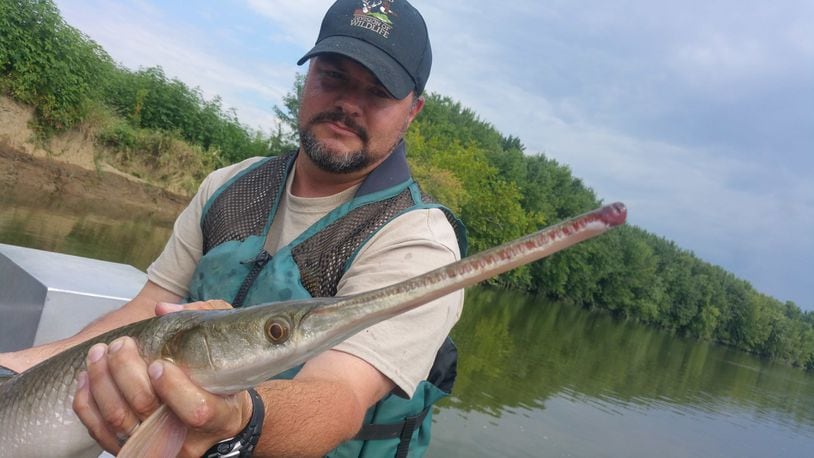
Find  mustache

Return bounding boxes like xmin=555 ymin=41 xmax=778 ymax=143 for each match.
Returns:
xmin=307 ymin=111 xmax=369 ymax=143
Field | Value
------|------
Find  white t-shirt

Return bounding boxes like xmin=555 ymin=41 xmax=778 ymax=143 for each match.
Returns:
xmin=147 ymin=156 xmax=463 ymax=397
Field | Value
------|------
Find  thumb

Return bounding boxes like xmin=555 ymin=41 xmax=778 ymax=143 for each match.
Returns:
xmin=155 ymin=302 xmax=185 ymax=316
xmin=148 ymin=360 xmax=249 ymax=436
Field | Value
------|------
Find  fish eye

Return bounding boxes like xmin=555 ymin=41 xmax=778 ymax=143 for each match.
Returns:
xmin=265 ymin=319 xmax=290 ymax=344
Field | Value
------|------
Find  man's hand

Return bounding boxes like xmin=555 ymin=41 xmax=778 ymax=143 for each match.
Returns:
xmin=155 ymin=299 xmax=232 ymax=316
xmin=73 ymin=337 xmax=158 ymax=454
xmin=73 ymin=300 xmax=251 ymax=457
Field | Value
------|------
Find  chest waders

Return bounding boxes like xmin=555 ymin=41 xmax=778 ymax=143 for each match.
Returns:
xmin=187 ymin=145 xmax=466 ymax=457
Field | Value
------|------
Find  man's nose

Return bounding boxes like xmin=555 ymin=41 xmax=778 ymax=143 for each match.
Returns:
xmin=334 ymin=84 xmax=368 ymax=116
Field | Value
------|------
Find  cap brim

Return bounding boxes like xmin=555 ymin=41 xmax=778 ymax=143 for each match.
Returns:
xmin=297 ymin=36 xmax=415 ymax=100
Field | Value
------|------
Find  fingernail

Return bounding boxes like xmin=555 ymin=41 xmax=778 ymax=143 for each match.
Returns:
xmin=109 ymin=338 xmax=125 ymax=353
xmin=88 ymin=344 xmax=106 ymax=363
xmin=76 ymin=371 xmax=88 ymax=390
xmin=148 ymin=361 xmax=164 ymax=380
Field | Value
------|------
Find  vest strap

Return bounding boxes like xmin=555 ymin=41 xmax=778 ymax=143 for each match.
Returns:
xmin=352 ymin=405 xmax=430 ymax=446
xmin=232 ymin=250 xmax=272 ymax=307
xmin=395 ymin=410 xmax=421 ymax=458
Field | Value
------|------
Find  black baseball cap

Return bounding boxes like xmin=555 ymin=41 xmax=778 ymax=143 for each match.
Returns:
xmin=297 ymin=0 xmax=432 ymax=99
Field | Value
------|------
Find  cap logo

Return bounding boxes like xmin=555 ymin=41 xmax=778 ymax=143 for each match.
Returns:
xmin=351 ymin=1 xmax=397 ymax=38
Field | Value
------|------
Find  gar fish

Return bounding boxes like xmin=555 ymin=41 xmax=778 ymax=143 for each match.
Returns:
xmin=0 ymin=203 xmax=626 ymax=457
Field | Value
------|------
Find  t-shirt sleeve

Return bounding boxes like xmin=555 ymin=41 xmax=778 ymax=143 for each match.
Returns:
xmin=145 ymin=195 xmax=204 ymax=298
xmin=147 ymin=157 xmax=267 ymax=297
xmin=332 ymin=207 xmax=463 ymax=398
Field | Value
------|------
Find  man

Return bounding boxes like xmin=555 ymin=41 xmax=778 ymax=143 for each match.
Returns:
xmin=0 ymin=0 xmax=465 ymax=456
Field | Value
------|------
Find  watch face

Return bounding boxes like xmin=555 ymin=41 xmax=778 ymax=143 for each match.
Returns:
xmin=204 ymin=438 xmax=241 ymax=457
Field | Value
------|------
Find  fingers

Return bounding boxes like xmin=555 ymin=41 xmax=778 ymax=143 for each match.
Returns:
xmin=73 ymin=331 xmax=247 ymax=457
xmin=108 ymin=337 xmax=161 ymax=420
xmin=74 ymin=337 xmax=159 ymax=454
xmin=155 ymin=302 xmax=185 ymax=316
xmin=86 ymin=342 xmax=144 ymax=431
xmin=148 ymin=360 xmax=251 ymax=457
xmin=155 ymin=300 xmax=232 ymax=316
xmin=73 ymin=370 xmax=123 ymax=454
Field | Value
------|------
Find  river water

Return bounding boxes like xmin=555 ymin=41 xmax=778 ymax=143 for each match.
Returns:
xmin=430 ymin=288 xmax=814 ymax=457
xmin=2 ymin=188 xmax=812 ymax=457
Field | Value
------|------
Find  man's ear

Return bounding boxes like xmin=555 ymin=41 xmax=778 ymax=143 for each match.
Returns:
xmin=407 ymin=95 xmax=425 ymax=123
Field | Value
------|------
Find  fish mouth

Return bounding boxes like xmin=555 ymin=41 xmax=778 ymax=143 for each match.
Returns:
xmin=600 ymin=202 xmax=627 ymax=226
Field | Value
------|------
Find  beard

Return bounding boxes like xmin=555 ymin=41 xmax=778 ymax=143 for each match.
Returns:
xmin=299 ymin=111 xmax=374 ymax=174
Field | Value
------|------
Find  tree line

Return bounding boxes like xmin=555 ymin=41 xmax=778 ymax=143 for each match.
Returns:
xmin=2 ymin=0 xmax=812 ymax=369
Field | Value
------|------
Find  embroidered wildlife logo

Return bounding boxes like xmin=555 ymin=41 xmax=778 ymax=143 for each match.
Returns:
xmin=361 ymin=0 xmax=396 ymax=24
xmin=351 ymin=1 xmax=396 ymax=38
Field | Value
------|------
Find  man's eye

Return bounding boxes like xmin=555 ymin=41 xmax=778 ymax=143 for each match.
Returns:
xmin=369 ymin=86 xmax=390 ymax=99
xmin=323 ymin=70 xmax=345 ymax=81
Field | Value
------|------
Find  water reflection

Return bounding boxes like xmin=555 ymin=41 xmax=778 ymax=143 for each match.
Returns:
xmin=0 ymin=192 xmax=174 ymax=270
xmin=430 ymin=287 xmax=814 ymax=457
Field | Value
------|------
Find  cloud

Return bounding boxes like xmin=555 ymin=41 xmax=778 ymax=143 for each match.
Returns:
xmin=244 ymin=0 xmax=328 ymax=47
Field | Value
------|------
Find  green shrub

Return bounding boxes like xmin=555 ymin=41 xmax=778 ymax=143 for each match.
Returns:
xmin=0 ymin=0 xmax=115 ymax=133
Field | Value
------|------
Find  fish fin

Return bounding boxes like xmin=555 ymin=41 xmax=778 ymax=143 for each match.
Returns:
xmin=118 ymin=404 xmax=188 ymax=458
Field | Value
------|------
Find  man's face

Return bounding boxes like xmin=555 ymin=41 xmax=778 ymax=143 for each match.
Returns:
xmin=298 ymin=54 xmax=424 ymax=174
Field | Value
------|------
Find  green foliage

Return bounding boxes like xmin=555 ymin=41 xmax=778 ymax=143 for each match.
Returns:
xmin=95 ymin=116 xmax=223 ymax=195
xmin=405 ymin=97 xmax=539 ymax=285
xmin=407 ymin=159 xmax=467 ymax=214
xmin=101 ymin=66 xmax=273 ymax=163
xmin=0 ymin=0 xmax=115 ymax=132
xmin=272 ymin=72 xmax=304 ymax=150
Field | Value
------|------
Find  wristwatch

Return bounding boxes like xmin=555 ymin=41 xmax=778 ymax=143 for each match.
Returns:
xmin=203 ymin=388 xmax=265 ymax=458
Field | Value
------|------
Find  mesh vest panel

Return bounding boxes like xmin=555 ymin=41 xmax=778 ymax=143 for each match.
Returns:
xmin=201 ymin=154 xmax=291 ymax=254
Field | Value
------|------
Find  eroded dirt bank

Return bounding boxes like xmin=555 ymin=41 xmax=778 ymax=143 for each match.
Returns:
xmin=0 ymin=96 xmax=187 ymax=223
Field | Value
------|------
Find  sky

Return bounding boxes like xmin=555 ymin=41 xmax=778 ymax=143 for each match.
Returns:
xmin=53 ymin=0 xmax=813 ymax=311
